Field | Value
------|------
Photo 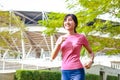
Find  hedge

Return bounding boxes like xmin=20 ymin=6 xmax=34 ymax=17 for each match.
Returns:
xmin=14 ymin=70 xmax=118 ymax=80
xmin=15 ymin=70 xmax=61 ymax=80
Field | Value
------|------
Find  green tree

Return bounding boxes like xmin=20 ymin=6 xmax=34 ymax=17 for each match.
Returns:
xmin=0 ymin=11 xmax=48 ymax=58
xmin=0 ymin=11 xmax=25 ymax=58
xmin=67 ymin=0 xmax=120 ymax=54
xmin=66 ymin=0 xmax=120 ymax=35
xmin=39 ymin=0 xmax=120 ymax=54
xmin=38 ymin=12 xmax=66 ymax=35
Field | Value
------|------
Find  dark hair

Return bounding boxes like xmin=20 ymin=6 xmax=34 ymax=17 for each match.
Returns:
xmin=63 ymin=14 xmax=78 ymax=33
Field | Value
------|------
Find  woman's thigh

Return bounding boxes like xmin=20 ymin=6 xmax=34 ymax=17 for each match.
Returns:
xmin=62 ymin=68 xmax=85 ymax=80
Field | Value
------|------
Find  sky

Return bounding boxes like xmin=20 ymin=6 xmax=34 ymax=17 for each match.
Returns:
xmin=0 ymin=0 xmax=120 ymax=22
xmin=0 ymin=0 xmax=71 ymax=13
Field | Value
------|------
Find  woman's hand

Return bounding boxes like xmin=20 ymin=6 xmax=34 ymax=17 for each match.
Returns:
xmin=84 ymin=60 xmax=93 ymax=69
xmin=51 ymin=36 xmax=67 ymax=61
xmin=58 ymin=36 xmax=67 ymax=45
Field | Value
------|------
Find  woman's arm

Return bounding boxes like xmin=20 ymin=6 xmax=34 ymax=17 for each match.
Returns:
xmin=84 ymin=44 xmax=94 ymax=69
xmin=51 ymin=44 xmax=61 ymax=61
xmin=51 ymin=36 xmax=66 ymax=61
xmin=84 ymin=44 xmax=94 ymax=62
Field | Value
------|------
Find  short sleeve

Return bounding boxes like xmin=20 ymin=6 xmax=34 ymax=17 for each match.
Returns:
xmin=81 ymin=34 xmax=89 ymax=46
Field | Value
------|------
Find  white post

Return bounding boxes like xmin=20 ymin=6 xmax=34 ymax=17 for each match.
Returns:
xmin=9 ymin=10 xmax=12 ymax=32
xmin=2 ymin=60 xmax=5 ymax=70
xmin=20 ymin=17 xmax=26 ymax=59
xmin=50 ymin=35 xmax=54 ymax=51
xmin=42 ymin=11 xmax=45 ymax=21
xmin=20 ymin=30 xmax=25 ymax=69
xmin=2 ymin=49 xmax=9 ymax=70
xmin=21 ymin=29 xmax=25 ymax=59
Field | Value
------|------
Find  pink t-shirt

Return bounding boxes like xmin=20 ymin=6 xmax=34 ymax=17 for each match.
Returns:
xmin=56 ymin=33 xmax=89 ymax=70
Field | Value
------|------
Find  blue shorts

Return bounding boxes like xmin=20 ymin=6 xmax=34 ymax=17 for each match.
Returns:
xmin=61 ymin=68 xmax=85 ymax=80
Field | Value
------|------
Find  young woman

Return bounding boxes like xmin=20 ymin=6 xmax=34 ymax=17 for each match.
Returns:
xmin=51 ymin=14 xmax=94 ymax=80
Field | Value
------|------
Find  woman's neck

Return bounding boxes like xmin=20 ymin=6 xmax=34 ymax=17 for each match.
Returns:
xmin=67 ymin=31 xmax=76 ymax=35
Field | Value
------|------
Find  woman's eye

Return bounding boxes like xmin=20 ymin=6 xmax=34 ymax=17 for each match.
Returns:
xmin=69 ymin=19 xmax=73 ymax=21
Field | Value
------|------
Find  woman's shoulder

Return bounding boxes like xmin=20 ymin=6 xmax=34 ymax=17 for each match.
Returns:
xmin=59 ymin=34 xmax=68 ymax=37
xmin=76 ymin=33 xmax=86 ymax=37
xmin=57 ymin=34 xmax=67 ymax=39
xmin=59 ymin=33 xmax=86 ymax=38
xmin=59 ymin=34 xmax=66 ymax=37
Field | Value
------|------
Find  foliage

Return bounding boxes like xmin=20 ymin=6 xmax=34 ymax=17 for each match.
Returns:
xmin=15 ymin=70 xmax=61 ymax=80
xmin=38 ymin=12 xmax=66 ymax=35
xmin=0 ymin=11 xmax=10 ymax=26
xmin=0 ymin=11 xmax=22 ymax=27
xmin=107 ymin=75 xmax=118 ymax=80
xmin=1 ymin=0 xmax=120 ymax=56
xmin=0 ymin=11 xmax=24 ymax=47
xmin=86 ymin=74 xmax=100 ymax=80
xmin=38 ymin=0 xmax=120 ymax=55
xmin=0 ymin=11 xmax=26 ymax=57
xmin=0 ymin=31 xmax=10 ymax=48
xmin=66 ymin=0 xmax=120 ymax=36
xmin=38 ymin=12 xmax=120 ymax=54
xmin=87 ymin=35 xmax=120 ymax=54
xmin=75 ymin=0 xmax=120 ymax=54
xmin=15 ymin=69 xmax=118 ymax=80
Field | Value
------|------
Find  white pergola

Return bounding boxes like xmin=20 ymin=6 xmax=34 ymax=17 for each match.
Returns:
xmin=0 ymin=10 xmax=65 ymax=59
xmin=0 ymin=10 xmax=65 ymax=70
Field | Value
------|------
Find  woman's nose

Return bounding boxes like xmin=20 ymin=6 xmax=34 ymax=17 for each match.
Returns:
xmin=65 ymin=20 xmax=69 ymax=23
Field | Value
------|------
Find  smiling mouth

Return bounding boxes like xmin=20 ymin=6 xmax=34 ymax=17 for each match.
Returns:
xmin=65 ymin=25 xmax=70 ymax=28
xmin=65 ymin=23 xmax=71 ymax=27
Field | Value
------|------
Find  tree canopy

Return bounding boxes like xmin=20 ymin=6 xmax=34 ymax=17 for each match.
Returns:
xmin=66 ymin=0 xmax=120 ymax=35
xmin=39 ymin=0 xmax=120 ymax=54
xmin=0 ymin=0 xmax=120 ymax=55
xmin=0 ymin=11 xmax=25 ymax=58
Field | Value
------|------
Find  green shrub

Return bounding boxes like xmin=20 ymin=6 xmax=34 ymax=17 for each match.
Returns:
xmin=86 ymin=74 xmax=99 ymax=80
xmin=32 ymin=70 xmax=41 ymax=80
xmin=15 ymin=70 xmax=61 ymax=80
xmin=15 ymin=70 xmax=118 ymax=80
xmin=107 ymin=75 xmax=117 ymax=80
xmin=15 ymin=70 xmax=33 ymax=80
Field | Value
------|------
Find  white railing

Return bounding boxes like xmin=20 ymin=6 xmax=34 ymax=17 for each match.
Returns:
xmin=0 ymin=58 xmax=61 ymax=70
xmin=111 ymin=61 xmax=120 ymax=69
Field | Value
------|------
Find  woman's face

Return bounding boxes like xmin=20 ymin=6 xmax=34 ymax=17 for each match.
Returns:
xmin=64 ymin=16 xmax=75 ymax=31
